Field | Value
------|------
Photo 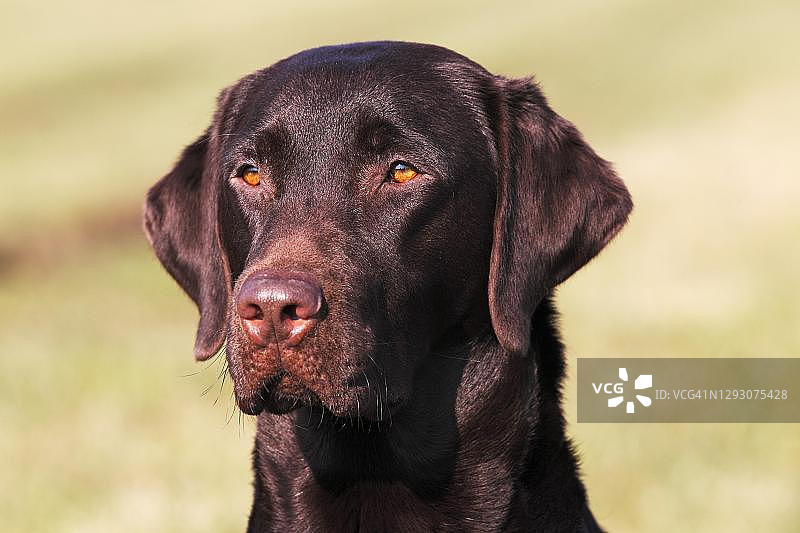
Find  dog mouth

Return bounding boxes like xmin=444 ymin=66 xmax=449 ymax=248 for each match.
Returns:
xmin=237 ymin=370 xmax=323 ymax=415
xmin=228 ymin=335 xmax=392 ymax=418
xmin=235 ymin=368 xmax=394 ymax=420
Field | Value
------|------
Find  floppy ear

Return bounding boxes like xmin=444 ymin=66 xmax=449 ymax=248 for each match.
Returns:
xmin=143 ymin=129 xmax=231 ymax=361
xmin=488 ymin=77 xmax=633 ymax=356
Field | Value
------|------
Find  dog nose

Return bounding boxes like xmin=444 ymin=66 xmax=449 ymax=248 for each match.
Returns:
xmin=237 ymin=271 xmax=324 ymax=347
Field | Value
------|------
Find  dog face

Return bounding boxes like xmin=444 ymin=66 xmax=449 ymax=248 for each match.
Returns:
xmin=144 ymin=42 xmax=631 ymax=418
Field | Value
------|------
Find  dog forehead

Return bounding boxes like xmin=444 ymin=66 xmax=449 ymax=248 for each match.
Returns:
xmin=271 ymin=41 xmax=474 ymax=87
xmin=227 ymin=42 xmax=488 ymax=135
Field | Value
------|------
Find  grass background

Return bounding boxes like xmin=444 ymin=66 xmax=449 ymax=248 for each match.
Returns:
xmin=1 ymin=1 xmax=798 ymax=531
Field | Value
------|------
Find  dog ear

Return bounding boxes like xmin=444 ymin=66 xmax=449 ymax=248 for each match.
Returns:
xmin=143 ymin=127 xmax=231 ymax=361
xmin=488 ymin=78 xmax=633 ymax=356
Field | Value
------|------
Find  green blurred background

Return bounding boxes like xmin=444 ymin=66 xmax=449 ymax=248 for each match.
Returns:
xmin=2 ymin=1 xmax=798 ymax=531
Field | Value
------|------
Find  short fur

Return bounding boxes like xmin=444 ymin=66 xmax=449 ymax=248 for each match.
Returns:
xmin=144 ymin=41 xmax=632 ymax=532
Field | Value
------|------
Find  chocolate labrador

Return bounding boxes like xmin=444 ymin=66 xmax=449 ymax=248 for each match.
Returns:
xmin=144 ymin=41 xmax=631 ymax=532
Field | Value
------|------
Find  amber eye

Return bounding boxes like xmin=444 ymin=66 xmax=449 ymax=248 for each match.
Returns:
xmin=388 ymin=161 xmax=419 ymax=183
xmin=239 ymin=164 xmax=261 ymax=186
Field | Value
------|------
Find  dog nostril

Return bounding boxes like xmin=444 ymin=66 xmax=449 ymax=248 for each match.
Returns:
xmin=241 ymin=303 xmax=264 ymax=321
xmin=282 ymin=304 xmax=300 ymax=322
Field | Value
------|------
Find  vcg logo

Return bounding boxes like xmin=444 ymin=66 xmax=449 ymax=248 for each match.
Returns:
xmin=592 ymin=367 xmax=653 ymax=414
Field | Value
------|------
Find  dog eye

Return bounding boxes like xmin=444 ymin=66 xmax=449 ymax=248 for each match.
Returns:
xmin=388 ymin=161 xmax=419 ymax=183
xmin=238 ymin=164 xmax=261 ymax=186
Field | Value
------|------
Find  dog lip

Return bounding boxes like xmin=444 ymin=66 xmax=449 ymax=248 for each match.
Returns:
xmin=238 ymin=393 xmax=265 ymax=416
xmin=239 ymin=371 xmax=325 ymax=415
xmin=237 ymin=372 xmax=285 ymax=415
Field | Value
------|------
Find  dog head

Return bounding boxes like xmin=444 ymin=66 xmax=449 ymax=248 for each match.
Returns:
xmin=144 ymin=42 xmax=631 ymax=417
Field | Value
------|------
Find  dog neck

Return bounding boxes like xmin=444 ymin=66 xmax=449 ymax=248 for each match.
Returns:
xmin=247 ymin=298 xmax=591 ymax=531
